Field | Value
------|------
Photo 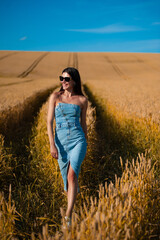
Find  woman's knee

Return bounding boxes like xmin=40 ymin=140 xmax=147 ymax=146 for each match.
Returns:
xmin=68 ymin=167 xmax=77 ymax=183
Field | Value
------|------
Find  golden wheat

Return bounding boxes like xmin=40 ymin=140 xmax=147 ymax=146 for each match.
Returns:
xmin=0 ymin=51 xmax=160 ymax=239
xmin=33 ymin=153 xmax=159 ymax=240
xmin=0 ymin=185 xmax=19 ymax=240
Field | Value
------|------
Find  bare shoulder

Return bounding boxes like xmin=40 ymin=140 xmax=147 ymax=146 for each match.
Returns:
xmin=79 ymin=95 xmax=88 ymax=108
xmin=50 ymin=91 xmax=61 ymax=100
xmin=49 ymin=91 xmax=60 ymax=104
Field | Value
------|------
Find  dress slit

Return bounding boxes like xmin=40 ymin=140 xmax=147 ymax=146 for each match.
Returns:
xmin=66 ymin=161 xmax=79 ymax=193
xmin=66 ymin=161 xmax=70 ymax=192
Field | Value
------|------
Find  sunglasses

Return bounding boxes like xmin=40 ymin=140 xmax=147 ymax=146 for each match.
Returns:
xmin=59 ymin=76 xmax=71 ymax=82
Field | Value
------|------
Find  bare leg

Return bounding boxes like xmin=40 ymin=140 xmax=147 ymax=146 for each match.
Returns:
xmin=65 ymin=163 xmax=78 ymax=218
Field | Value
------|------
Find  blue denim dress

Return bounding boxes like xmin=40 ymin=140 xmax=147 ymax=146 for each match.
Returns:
xmin=54 ymin=102 xmax=87 ymax=193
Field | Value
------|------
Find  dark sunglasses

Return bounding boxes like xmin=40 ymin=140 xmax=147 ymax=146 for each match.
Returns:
xmin=59 ymin=76 xmax=71 ymax=82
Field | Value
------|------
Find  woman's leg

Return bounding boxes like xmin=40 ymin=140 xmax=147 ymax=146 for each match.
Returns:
xmin=65 ymin=163 xmax=78 ymax=218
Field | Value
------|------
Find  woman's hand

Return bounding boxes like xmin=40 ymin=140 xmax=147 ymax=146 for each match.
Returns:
xmin=50 ymin=144 xmax=58 ymax=159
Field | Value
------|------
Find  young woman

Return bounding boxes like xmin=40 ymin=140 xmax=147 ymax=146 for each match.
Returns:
xmin=47 ymin=67 xmax=88 ymax=227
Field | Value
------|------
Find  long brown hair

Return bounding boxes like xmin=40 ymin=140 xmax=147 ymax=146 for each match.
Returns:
xmin=59 ymin=67 xmax=84 ymax=96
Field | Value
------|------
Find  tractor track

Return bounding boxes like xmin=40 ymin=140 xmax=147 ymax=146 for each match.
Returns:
xmin=0 ymin=79 xmax=33 ymax=87
xmin=67 ymin=52 xmax=79 ymax=69
xmin=105 ymin=56 xmax=130 ymax=80
xmin=18 ymin=52 xmax=49 ymax=78
xmin=67 ymin=52 xmax=72 ymax=66
xmin=73 ymin=52 xmax=78 ymax=69
xmin=135 ymin=56 xmax=160 ymax=72
xmin=0 ymin=52 xmax=18 ymax=61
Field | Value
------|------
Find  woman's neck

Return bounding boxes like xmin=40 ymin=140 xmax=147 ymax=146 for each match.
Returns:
xmin=63 ymin=89 xmax=75 ymax=98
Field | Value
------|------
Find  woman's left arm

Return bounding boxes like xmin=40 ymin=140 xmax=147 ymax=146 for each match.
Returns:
xmin=80 ymin=97 xmax=88 ymax=141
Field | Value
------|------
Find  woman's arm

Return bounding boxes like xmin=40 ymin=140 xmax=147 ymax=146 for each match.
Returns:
xmin=80 ymin=97 xmax=88 ymax=141
xmin=47 ymin=92 xmax=58 ymax=159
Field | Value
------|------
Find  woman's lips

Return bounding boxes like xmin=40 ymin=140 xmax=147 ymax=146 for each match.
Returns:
xmin=63 ymin=83 xmax=68 ymax=87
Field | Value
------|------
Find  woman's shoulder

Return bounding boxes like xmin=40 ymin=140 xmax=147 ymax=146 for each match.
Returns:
xmin=79 ymin=95 xmax=88 ymax=102
xmin=79 ymin=95 xmax=88 ymax=107
xmin=49 ymin=91 xmax=61 ymax=103
xmin=50 ymin=91 xmax=61 ymax=99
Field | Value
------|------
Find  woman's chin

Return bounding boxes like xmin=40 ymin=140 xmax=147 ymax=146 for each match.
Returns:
xmin=63 ymin=87 xmax=67 ymax=90
xmin=63 ymin=86 xmax=72 ymax=91
xmin=62 ymin=84 xmax=68 ymax=89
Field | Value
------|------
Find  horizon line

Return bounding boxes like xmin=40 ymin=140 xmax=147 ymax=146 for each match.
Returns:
xmin=0 ymin=49 xmax=159 ymax=54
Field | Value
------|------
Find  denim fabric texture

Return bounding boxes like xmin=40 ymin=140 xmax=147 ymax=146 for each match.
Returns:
xmin=54 ymin=102 xmax=87 ymax=193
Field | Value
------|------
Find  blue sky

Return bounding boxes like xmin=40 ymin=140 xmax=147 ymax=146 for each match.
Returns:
xmin=0 ymin=0 xmax=160 ymax=52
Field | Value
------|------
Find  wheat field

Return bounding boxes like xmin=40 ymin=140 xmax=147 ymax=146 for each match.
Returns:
xmin=0 ymin=50 xmax=159 ymax=239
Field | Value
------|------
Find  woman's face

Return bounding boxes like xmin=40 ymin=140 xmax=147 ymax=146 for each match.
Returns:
xmin=61 ymin=72 xmax=75 ymax=91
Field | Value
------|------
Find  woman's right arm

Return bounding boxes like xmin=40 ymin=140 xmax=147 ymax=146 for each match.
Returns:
xmin=47 ymin=92 xmax=58 ymax=159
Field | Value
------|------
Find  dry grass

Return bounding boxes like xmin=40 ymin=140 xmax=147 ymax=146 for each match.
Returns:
xmin=0 ymin=185 xmax=19 ymax=240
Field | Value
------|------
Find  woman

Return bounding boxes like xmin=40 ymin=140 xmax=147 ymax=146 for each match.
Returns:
xmin=47 ymin=67 xmax=88 ymax=227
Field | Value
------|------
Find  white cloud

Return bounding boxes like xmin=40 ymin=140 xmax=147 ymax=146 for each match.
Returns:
xmin=113 ymin=39 xmax=160 ymax=52
xmin=130 ymin=39 xmax=160 ymax=51
xmin=65 ymin=23 xmax=144 ymax=33
xmin=152 ymin=22 xmax=160 ymax=25
xmin=20 ymin=36 xmax=27 ymax=41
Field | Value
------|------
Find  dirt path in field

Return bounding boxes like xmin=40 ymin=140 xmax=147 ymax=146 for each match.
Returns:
xmin=18 ymin=52 xmax=49 ymax=78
